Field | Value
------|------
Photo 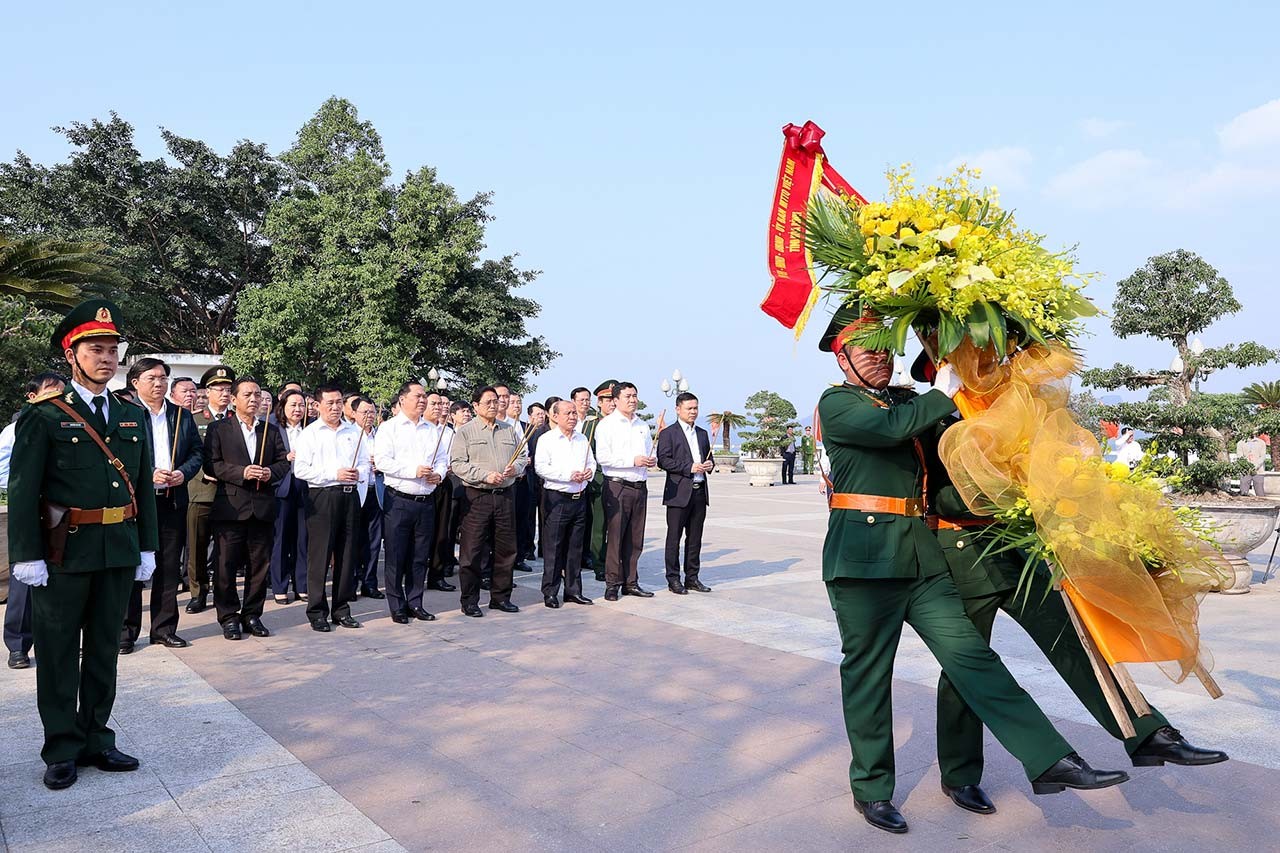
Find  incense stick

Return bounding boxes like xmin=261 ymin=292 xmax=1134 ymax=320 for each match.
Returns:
xmin=505 ymin=420 xmax=536 ymax=469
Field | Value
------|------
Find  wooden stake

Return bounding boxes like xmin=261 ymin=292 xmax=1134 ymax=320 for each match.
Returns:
xmin=1058 ymin=585 xmax=1137 ymax=738
xmin=1193 ymin=662 xmax=1224 ymax=699
xmin=1110 ymin=663 xmax=1153 ymax=717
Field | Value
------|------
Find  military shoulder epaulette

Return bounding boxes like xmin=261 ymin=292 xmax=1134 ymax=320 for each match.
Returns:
xmin=28 ymin=389 xmax=63 ymax=404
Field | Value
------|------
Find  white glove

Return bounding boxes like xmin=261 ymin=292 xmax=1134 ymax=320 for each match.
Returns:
xmin=135 ymin=551 xmax=157 ymax=582
xmin=932 ymin=363 xmax=964 ymax=399
xmin=13 ymin=560 xmax=49 ymax=587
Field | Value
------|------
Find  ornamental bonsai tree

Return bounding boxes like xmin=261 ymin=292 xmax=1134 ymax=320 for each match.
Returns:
xmin=739 ymin=390 xmax=800 ymax=459
xmin=706 ymin=410 xmax=748 ymax=454
xmin=1080 ymin=250 xmax=1276 ymax=496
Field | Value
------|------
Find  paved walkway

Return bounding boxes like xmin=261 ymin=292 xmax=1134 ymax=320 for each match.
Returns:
xmin=2 ymin=474 xmax=1278 ymax=851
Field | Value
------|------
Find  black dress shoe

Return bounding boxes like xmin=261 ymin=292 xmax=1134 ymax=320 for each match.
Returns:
xmin=335 ymin=615 xmax=362 ymax=629
xmin=77 ymin=747 xmax=140 ymax=772
xmin=1131 ymin=725 xmax=1229 ymax=767
xmin=514 ymin=562 xmax=534 ymax=573
xmin=479 ymin=578 xmax=492 ymax=590
xmin=360 ymin=586 xmax=385 ymax=600
xmin=604 ymin=586 xmax=620 ymax=601
xmin=854 ymin=799 xmax=908 ymax=834
xmin=118 ymin=640 xmax=136 ymax=655
xmin=411 ymin=607 xmax=436 ymax=622
xmin=941 ymin=783 xmax=996 ymax=814
xmin=8 ymin=650 xmax=31 ymax=669
xmin=310 ymin=619 xmax=332 ymax=632
xmin=544 ymin=596 xmax=561 ymax=609
xmin=391 ymin=610 xmax=411 ymax=624
xmin=222 ymin=622 xmax=242 ymax=641
xmin=668 ymin=583 xmax=688 ymax=595
xmin=43 ymin=760 xmax=77 ymax=790
xmin=242 ymin=617 xmax=270 ymax=637
xmin=489 ymin=600 xmax=520 ymax=613
xmin=623 ymin=584 xmax=654 ymax=598
xmin=564 ymin=594 xmax=594 ymax=605
xmin=186 ymin=597 xmax=207 ymax=614
xmin=462 ymin=604 xmax=484 ymax=617
xmin=150 ymin=634 xmax=189 ymax=649
xmin=685 ymin=579 xmax=712 ymax=593
xmin=1032 ymin=753 xmax=1129 ymax=794
xmin=593 ymin=570 xmax=606 ymax=582
xmin=428 ymin=580 xmax=457 ymax=592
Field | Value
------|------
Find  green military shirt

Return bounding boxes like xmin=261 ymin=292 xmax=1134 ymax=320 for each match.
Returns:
xmin=7 ymin=390 xmax=159 ymax=572
xmin=818 ymin=383 xmax=957 ymax=581
xmin=185 ymin=409 xmax=222 ymax=504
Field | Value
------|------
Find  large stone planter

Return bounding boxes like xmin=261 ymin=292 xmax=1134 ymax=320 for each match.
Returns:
xmin=1259 ymin=471 xmax=1280 ymax=500
xmin=742 ymin=457 xmax=784 ymax=487
xmin=1186 ymin=502 xmax=1280 ymax=594
xmin=712 ymin=453 xmax=740 ymax=474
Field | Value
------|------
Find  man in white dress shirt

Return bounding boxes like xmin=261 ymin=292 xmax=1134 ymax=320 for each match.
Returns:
xmin=374 ymin=382 xmax=447 ymax=624
xmin=591 ymin=381 xmax=656 ymax=601
xmin=426 ymin=391 xmax=458 ymax=592
xmin=534 ymin=400 xmax=597 ymax=608
xmin=293 ymin=383 xmax=372 ymax=632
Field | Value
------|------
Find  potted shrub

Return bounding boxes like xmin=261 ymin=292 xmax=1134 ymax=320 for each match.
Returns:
xmin=738 ymin=391 xmax=799 ymax=486
xmin=706 ymin=410 xmax=747 ymax=472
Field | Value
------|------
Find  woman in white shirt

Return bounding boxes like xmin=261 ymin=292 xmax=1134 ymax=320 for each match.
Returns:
xmin=269 ymin=390 xmax=309 ymax=603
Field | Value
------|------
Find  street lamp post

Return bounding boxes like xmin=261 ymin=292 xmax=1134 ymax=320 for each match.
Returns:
xmin=659 ymin=368 xmax=690 ymax=397
xmin=426 ymin=368 xmax=447 ymax=392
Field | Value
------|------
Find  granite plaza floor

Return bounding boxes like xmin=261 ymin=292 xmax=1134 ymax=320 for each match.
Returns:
xmin=2 ymin=473 xmax=1278 ymax=852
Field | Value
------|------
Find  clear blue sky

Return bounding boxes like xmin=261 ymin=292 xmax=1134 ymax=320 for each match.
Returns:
xmin=5 ymin=1 xmax=1278 ymax=427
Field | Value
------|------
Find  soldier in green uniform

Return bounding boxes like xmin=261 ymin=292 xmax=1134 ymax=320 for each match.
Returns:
xmin=815 ymin=304 xmax=1127 ymax=834
xmin=583 ymin=379 xmax=618 ymax=582
xmin=185 ymin=365 xmax=235 ymax=613
xmin=7 ymin=299 xmax=159 ymax=790
xmin=910 ymin=358 xmax=1228 ymax=816
xmin=800 ymin=426 xmax=815 ymax=475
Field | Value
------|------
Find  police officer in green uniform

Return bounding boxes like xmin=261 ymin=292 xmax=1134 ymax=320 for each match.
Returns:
xmin=7 ymin=299 xmax=158 ymax=790
xmin=800 ymin=426 xmax=815 ymax=475
xmin=910 ymin=358 xmax=1229 ymax=816
xmin=583 ymin=379 xmax=617 ymax=582
xmin=186 ymin=365 xmax=235 ymax=613
xmin=816 ymin=304 xmax=1127 ymax=834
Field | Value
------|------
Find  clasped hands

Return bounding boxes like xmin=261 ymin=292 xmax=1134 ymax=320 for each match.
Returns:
xmin=485 ymin=464 xmax=517 ymax=485
xmin=415 ymin=465 xmax=443 ymax=484
xmin=243 ymin=464 xmax=272 ymax=482
xmin=690 ymin=460 xmax=713 ymax=475
xmin=633 ymin=454 xmax=657 ymax=468
xmin=152 ymin=468 xmax=186 ymax=487
xmin=569 ymin=469 xmax=593 ymax=483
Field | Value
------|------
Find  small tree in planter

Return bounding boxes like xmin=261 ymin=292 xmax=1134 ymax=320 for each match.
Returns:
xmin=706 ymin=410 xmax=748 ymax=454
xmin=738 ymin=391 xmax=800 ymax=486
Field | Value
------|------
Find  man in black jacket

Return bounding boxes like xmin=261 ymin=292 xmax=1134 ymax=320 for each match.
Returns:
xmin=656 ymin=392 xmax=713 ymax=594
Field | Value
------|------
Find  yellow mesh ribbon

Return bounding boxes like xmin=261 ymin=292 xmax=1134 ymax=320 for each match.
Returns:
xmin=937 ymin=340 xmax=1228 ymax=682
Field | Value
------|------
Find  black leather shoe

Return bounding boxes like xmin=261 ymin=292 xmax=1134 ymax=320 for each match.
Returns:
xmin=150 ymin=634 xmax=189 ymax=649
xmin=685 ymin=579 xmax=712 ymax=593
xmin=411 ymin=607 xmax=436 ymax=622
xmin=479 ymin=578 xmax=492 ymax=590
xmin=593 ymin=570 xmax=606 ymax=582
xmin=428 ymin=580 xmax=457 ymax=592
xmin=544 ymin=596 xmax=561 ymax=609
xmin=489 ymin=600 xmax=520 ymax=613
xmin=360 ymin=586 xmax=385 ymax=600
xmin=310 ymin=619 xmax=331 ymax=632
xmin=1032 ymin=753 xmax=1129 ymax=794
xmin=462 ymin=604 xmax=484 ymax=617
xmin=119 ymin=640 xmax=136 ymax=655
xmin=668 ymin=583 xmax=688 ymax=595
xmin=221 ymin=622 xmax=242 ymax=641
xmin=185 ymin=596 xmax=207 ymax=614
xmin=43 ymin=760 xmax=77 ymax=790
xmin=1131 ymin=725 xmax=1229 ymax=767
xmin=8 ymin=650 xmax=31 ymax=669
xmin=242 ymin=617 xmax=270 ymax=637
xmin=564 ymin=594 xmax=594 ymax=605
xmin=335 ymin=615 xmax=362 ymax=629
xmin=77 ymin=747 xmax=140 ymax=772
xmin=391 ymin=610 xmax=411 ymax=624
xmin=941 ymin=783 xmax=996 ymax=814
xmin=623 ymin=584 xmax=654 ymax=598
xmin=514 ymin=562 xmax=534 ymax=573
xmin=854 ymin=799 xmax=908 ymax=834
xmin=604 ymin=586 xmax=620 ymax=601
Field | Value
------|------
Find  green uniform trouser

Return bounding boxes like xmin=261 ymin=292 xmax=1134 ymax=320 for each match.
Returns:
xmin=827 ymin=572 xmax=1071 ymax=801
xmin=937 ymin=573 xmax=1169 ymax=787
xmin=802 ymin=452 xmax=814 ymax=475
xmin=31 ymin=565 xmax=134 ymax=764
xmin=587 ymin=476 xmax=607 ymax=570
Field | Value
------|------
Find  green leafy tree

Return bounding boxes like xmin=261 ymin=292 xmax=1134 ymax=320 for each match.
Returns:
xmin=0 ymin=296 xmax=60 ymax=419
xmin=739 ymin=390 xmax=800 ymax=458
xmin=706 ymin=410 xmax=749 ymax=453
xmin=0 ymin=114 xmax=282 ymax=352
xmin=0 ymin=234 xmax=125 ymax=306
xmin=1242 ymin=381 xmax=1280 ymax=469
xmin=224 ymin=98 xmax=554 ymax=404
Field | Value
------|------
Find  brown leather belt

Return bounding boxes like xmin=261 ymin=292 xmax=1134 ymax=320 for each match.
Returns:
xmin=926 ymin=516 xmax=995 ymax=531
xmin=828 ymin=493 xmax=924 ymax=517
xmin=67 ymin=504 xmax=136 ymax=527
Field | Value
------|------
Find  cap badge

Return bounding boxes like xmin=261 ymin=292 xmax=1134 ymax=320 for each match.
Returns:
xmin=95 ymin=307 xmax=112 ymax=323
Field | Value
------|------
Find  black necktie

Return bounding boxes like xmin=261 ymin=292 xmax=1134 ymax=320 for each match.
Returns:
xmin=92 ymin=395 xmax=107 ymax=430
xmin=215 ymin=412 xmax=224 ymax=420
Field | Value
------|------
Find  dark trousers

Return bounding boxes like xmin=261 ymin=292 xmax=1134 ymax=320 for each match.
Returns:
xmin=357 ymin=486 xmax=383 ymax=591
xmin=428 ymin=478 xmax=455 ymax=583
xmin=4 ymin=577 xmax=33 ymax=655
xmin=536 ymin=484 xmax=548 ymax=558
xmin=383 ymin=490 xmax=435 ymax=614
xmin=603 ymin=479 xmax=646 ymax=588
xmin=212 ymin=518 xmax=273 ymax=625
xmin=186 ymin=501 xmax=216 ymax=599
xmin=586 ymin=476 xmax=607 ymax=569
xmin=664 ymin=486 xmax=707 ymax=585
xmin=515 ymin=475 xmax=535 ymax=559
xmin=306 ymin=486 xmax=361 ymax=622
xmin=781 ymin=452 xmax=796 ymax=484
xmin=541 ymin=491 xmax=587 ymax=599
xmin=936 ymin=572 xmax=1169 ymax=787
xmin=458 ymin=487 xmax=517 ymax=608
xmin=32 ymin=565 xmax=133 ymax=764
xmin=123 ymin=497 xmax=186 ymax=642
xmin=270 ymin=481 xmax=308 ymax=596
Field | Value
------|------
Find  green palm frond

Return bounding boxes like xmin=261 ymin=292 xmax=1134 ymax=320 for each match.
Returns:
xmin=804 ymin=195 xmax=869 ymax=277
xmin=1243 ymin=381 xmax=1280 ymax=407
xmin=0 ymin=234 xmax=128 ymax=308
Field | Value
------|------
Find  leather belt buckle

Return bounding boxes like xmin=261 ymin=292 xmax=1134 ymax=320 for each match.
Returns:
xmin=102 ymin=506 xmax=126 ymax=524
xmin=691 ymin=483 xmax=703 ymax=489
xmin=341 ymin=485 xmax=354 ymax=494
xmin=570 ymin=492 xmax=583 ymax=500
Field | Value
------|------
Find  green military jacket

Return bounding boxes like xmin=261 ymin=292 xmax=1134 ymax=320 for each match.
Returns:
xmin=583 ymin=416 xmax=605 ymax=489
xmin=7 ymin=389 xmax=159 ymax=572
xmin=818 ymin=383 xmax=956 ymax=581
xmin=800 ymin=435 xmax=815 ymax=458
xmin=922 ymin=418 xmax=1020 ymax=599
xmin=186 ymin=409 xmax=220 ymax=504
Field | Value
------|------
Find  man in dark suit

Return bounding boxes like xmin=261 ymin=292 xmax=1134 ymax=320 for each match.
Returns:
xmin=186 ymin=365 xmax=234 ymax=614
xmin=120 ymin=357 xmax=204 ymax=652
xmin=657 ymin=392 xmax=714 ymax=594
xmin=203 ymin=376 xmax=289 ymax=640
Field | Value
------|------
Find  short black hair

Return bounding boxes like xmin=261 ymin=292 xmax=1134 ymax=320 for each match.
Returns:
xmin=675 ymin=392 xmax=698 ymax=406
xmin=126 ymin=357 xmax=170 ymax=390
xmin=615 ymin=381 xmax=637 ymax=395
xmin=353 ymin=395 xmax=376 ymax=411
xmin=570 ymin=387 xmax=590 ymax=400
xmin=230 ymin=375 xmax=261 ymax=396
xmin=315 ymin=381 xmax=344 ymax=399
xmin=170 ymin=376 xmax=195 ymax=393
xmin=492 ymin=383 xmax=511 ymax=395
xmin=527 ymin=402 xmax=547 ymax=416
xmin=544 ymin=395 xmax=562 ymax=412
xmin=449 ymin=401 xmax=472 ymax=415
xmin=472 ymin=385 xmax=497 ymax=405
xmin=26 ymin=371 xmax=66 ymax=396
